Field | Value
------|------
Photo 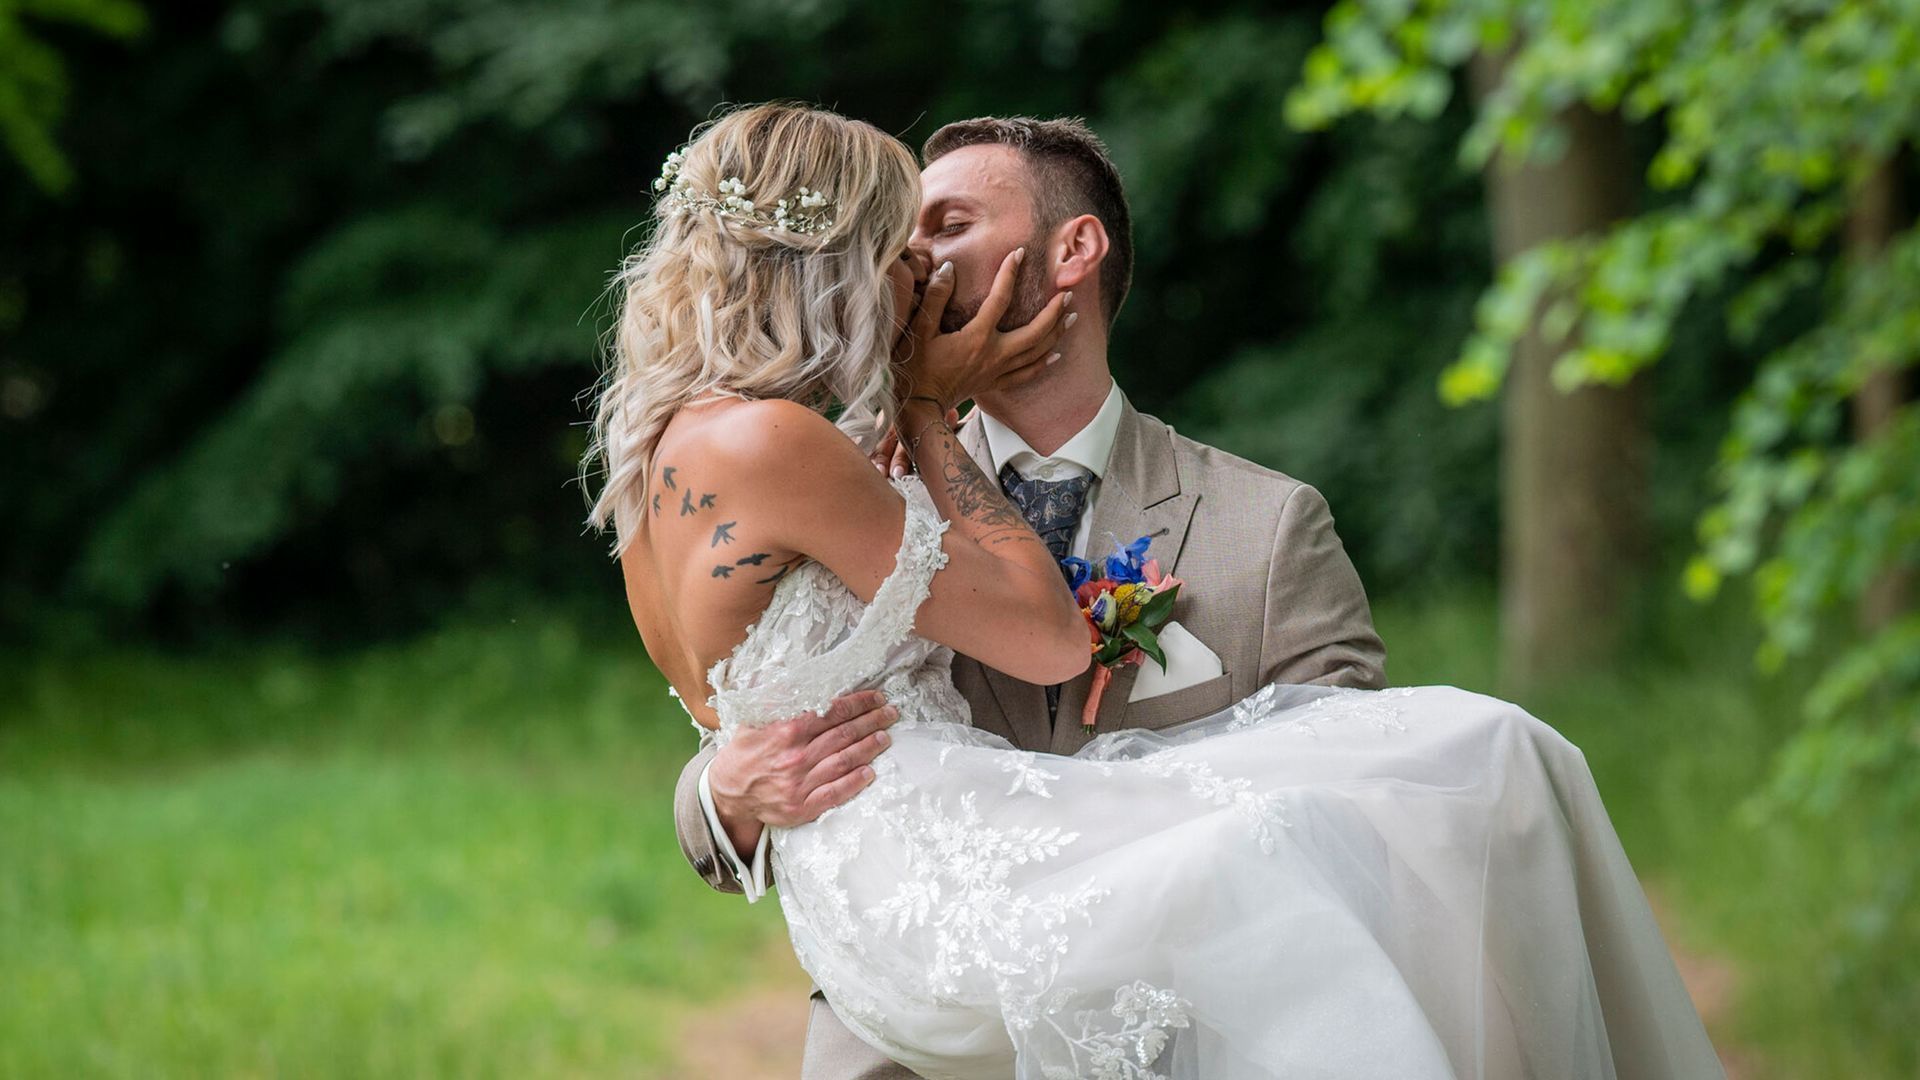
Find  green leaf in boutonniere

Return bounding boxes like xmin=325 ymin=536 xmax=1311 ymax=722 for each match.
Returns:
xmin=1122 ymin=623 xmax=1168 ymax=671
xmin=1094 ymin=637 xmax=1134 ymax=667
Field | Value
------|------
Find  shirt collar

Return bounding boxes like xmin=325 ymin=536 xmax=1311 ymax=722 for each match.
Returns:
xmin=978 ymin=379 xmax=1124 ymax=479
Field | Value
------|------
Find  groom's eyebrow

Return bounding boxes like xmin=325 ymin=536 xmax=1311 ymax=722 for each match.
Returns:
xmin=923 ymin=195 xmax=980 ymax=218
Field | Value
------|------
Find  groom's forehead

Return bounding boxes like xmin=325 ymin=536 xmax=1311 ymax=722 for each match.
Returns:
xmin=920 ymin=145 xmax=1035 ymax=215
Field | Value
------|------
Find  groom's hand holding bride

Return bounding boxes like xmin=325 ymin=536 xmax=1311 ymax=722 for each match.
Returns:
xmin=706 ymin=689 xmax=900 ymax=855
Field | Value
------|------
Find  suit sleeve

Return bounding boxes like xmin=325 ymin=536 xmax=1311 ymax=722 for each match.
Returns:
xmin=1257 ymin=483 xmax=1388 ymax=690
xmin=674 ymin=742 xmax=749 ymax=894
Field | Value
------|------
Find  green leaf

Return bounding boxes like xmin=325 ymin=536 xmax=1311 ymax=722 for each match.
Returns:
xmin=1122 ymin=623 xmax=1168 ymax=670
xmin=1139 ymin=584 xmax=1180 ymax=628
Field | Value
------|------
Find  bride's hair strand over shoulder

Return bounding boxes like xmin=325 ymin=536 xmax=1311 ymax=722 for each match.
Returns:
xmin=581 ymin=103 xmax=920 ymax=553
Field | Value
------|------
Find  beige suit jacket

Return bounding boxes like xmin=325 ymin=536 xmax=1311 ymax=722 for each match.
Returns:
xmin=670 ymin=392 xmax=1387 ymax=1078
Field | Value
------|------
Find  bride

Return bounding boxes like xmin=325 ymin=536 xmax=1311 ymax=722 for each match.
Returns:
xmin=583 ymin=103 xmax=1723 ymax=1079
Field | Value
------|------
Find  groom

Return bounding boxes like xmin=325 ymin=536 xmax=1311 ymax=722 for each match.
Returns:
xmin=672 ymin=116 xmax=1388 ymax=1079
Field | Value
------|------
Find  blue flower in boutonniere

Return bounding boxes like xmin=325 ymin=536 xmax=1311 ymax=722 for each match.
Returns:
xmin=1102 ymin=534 xmax=1153 ymax=586
xmin=1062 ymin=535 xmax=1185 ymax=732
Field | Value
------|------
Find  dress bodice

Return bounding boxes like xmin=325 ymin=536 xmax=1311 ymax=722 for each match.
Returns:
xmin=697 ymin=474 xmax=970 ymax=747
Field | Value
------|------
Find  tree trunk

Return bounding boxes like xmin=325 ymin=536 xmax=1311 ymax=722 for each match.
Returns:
xmin=1845 ymin=155 xmax=1912 ymax=631
xmin=1470 ymin=52 xmax=1650 ymax=691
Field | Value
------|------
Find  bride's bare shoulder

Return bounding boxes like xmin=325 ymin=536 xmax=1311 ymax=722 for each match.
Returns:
xmin=664 ymin=397 xmax=870 ymax=486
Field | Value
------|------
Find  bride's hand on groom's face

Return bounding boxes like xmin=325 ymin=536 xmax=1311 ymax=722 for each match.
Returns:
xmin=892 ymin=246 xmax=1075 ymax=413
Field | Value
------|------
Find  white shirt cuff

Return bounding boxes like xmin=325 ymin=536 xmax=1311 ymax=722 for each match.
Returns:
xmin=697 ymin=761 xmax=770 ymax=902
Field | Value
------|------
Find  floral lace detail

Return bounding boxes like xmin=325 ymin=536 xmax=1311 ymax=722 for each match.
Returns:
xmin=1227 ymin=683 xmax=1418 ymax=736
xmin=864 ymin=789 xmax=1108 ymax=1006
xmin=1040 ymin=980 xmax=1193 ymax=1080
xmin=1001 ymin=750 xmax=1062 ymax=797
xmin=1131 ymin=753 xmax=1291 ymax=855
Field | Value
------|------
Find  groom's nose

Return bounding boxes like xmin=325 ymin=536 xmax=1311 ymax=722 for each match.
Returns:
xmin=907 ymin=236 xmax=934 ymax=281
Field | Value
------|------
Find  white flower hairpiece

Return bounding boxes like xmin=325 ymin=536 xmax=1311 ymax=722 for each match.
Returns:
xmin=651 ymin=148 xmax=837 ymax=236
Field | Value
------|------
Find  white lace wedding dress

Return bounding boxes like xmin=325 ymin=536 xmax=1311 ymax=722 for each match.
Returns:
xmin=693 ymin=475 xmax=1724 ymax=1080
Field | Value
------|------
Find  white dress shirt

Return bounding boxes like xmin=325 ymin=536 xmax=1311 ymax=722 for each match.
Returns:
xmin=698 ymin=380 xmax=1126 ymax=902
xmin=977 ymin=378 xmax=1125 ymax=560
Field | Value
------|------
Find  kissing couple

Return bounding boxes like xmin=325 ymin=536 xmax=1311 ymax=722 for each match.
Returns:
xmin=583 ymin=103 xmax=1723 ymax=1079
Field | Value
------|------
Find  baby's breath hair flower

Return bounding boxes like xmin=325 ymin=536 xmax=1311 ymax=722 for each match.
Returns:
xmin=651 ymin=148 xmax=837 ymax=235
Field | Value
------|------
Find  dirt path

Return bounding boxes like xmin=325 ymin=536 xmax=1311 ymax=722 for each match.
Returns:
xmin=672 ymin=891 xmax=1764 ymax=1078
xmin=1651 ymin=890 xmax=1766 ymax=1079
xmin=668 ymin=943 xmax=814 ymax=1079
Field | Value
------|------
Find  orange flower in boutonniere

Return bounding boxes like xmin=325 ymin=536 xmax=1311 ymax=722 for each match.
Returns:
xmin=1061 ymin=536 xmax=1184 ymax=732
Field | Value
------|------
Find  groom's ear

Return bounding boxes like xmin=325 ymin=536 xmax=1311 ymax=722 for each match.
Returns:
xmin=1050 ymin=213 xmax=1111 ymax=294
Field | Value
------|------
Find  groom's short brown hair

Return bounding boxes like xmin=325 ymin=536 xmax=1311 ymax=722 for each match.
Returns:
xmin=923 ymin=116 xmax=1134 ymax=326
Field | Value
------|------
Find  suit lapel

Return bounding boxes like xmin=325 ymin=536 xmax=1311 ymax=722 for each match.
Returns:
xmin=956 ymin=411 xmax=1051 ymax=749
xmin=1051 ymin=395 xmax=1200 ymax=753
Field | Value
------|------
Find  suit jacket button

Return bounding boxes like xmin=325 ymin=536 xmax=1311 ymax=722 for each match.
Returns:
xmin=693 ymin=854 xmax=716 ymax=876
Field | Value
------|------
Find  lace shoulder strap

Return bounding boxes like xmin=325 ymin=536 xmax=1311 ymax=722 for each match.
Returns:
xmin=708 ymin=474 xmax=951 ymax=727
xmin=830 ymin=473 xmax=951 ymax=666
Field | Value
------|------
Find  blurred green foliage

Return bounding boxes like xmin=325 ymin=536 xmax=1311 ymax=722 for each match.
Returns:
xmin=1292 ymin=0 xmax=1919 ymax=1064
xmin=0 ymin=0 xmax=144 ymax=192
xmin=0 ymin=0 xmax=1767 ymax=644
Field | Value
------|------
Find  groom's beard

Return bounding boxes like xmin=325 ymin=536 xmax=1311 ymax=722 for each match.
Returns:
xmin=940 ymin=234 xmax=1052 ymax=334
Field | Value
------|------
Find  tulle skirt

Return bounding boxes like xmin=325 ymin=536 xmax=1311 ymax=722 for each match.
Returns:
xmin=770 ymin=683 xmax=1724 ymax=1080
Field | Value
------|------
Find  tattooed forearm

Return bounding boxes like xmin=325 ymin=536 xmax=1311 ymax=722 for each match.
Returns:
xmin=924 ymin=425 xmax=1043 ymax=549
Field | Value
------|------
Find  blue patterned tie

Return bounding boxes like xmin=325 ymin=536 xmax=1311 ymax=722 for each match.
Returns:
xmin=999 ymin=463 xmax=1093 ymax=724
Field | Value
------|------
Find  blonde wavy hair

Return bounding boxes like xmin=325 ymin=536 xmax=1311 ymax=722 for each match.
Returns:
xmin=582 ymin=103 xmax=921 ymax=552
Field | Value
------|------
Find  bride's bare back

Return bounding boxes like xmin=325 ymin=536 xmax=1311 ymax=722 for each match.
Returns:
xmin=618 ymin=397 xmax=813 ymax=730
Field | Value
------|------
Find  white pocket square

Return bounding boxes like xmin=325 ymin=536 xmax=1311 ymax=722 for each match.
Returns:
xmin=1128 ymin=620 xmax=1225 ymax=702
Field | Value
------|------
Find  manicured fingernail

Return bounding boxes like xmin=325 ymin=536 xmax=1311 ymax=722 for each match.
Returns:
xmin=1046 ymin=352 xmax=1062 ymax=365
xmin=1013 ymin=247 xmax=1026 ymax=262
xmin=1063 ymin=290 xmax=1074 ymax=306
xmin=936 ymin=260 xmax=952 ymax=277
xmin=1064 ymin=312 xmax=1079 ymax=329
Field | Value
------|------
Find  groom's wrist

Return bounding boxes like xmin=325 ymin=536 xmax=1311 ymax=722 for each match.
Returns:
xmin=705 ymin=776 xmax=766 ymax=854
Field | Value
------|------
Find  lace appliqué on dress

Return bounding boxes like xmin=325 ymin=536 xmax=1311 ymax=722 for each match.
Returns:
xmin=1226 ymin=683 xmax=1418 ymax=736
xmin=864 ymin=789 xmax=1108 ymax=1008
xmin=1041 ymin=981 xmax=1194 ymax=1080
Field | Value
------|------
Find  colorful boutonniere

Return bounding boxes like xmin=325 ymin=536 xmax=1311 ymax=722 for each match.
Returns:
xmin=1061 ymin=535 xmax=1184 ymax=731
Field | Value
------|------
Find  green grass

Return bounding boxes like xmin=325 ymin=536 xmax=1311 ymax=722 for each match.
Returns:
xmin=2 ymin=598 xmax=1913 ymax=1077
xmin=0 ymin=617 xmax=787 ymax=1078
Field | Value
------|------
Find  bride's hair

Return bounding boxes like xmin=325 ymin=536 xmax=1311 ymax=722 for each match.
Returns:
xmin=582 ymin=103 xmax=921 ymax=551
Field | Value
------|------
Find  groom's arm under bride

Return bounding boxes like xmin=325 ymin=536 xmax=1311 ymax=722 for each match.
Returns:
xmin=674 ymin=690 xmax=899 ymax=897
